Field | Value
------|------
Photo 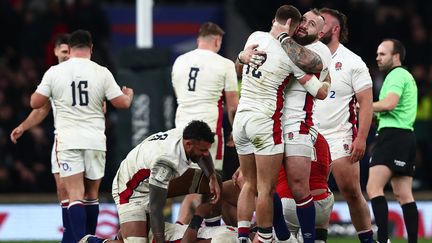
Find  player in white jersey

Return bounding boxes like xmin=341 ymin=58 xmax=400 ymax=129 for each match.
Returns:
xmin=10 ymin=34 xmax=76 ymax=243
xmin=172 ymin=22 xmax=239 ymax=226
xmin=233 ymin=5 xmax=329 ymax=243
xmin=316 ymin=8 xmax=374 ymax=243
xmin=80 ymin=121 xmax=220 ymax=243
xmin=30 ymin=30 xmax=134 ymax=242
xmin=172 ymin=22 xmax=238 ymax=171
xmin=279 ymin=9 xmax=332 ymax=243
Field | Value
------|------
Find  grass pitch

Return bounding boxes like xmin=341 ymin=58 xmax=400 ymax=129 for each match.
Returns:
xmin=2 ymin=238 xmax=432 ymax=243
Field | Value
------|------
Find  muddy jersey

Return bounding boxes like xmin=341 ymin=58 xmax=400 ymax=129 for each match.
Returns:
xmin=237 ymin=31 xmax=306 ymax=117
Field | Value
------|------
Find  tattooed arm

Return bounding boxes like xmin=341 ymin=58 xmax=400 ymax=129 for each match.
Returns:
xmin=271 ymin=20 xmax=323 ymax=73
xmin=280 ymin=37 xmax=323 ymax=73
xmin=149 ymin=161 xmax=175 ymax=243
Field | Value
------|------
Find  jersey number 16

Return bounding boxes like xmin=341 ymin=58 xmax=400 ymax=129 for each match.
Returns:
xmin=71 ymin=80 xmax=89 ymax=106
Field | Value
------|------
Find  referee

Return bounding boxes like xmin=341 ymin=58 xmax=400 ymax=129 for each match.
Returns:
xmin=367 ymin=39 xmax=418 ymax=243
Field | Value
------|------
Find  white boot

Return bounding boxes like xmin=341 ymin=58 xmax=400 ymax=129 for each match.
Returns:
xmin=273 ymin=234 xmax=299 ymax=243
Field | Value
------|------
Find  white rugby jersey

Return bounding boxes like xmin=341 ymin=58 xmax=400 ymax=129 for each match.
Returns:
xmin=307 ymin=41 xmax=332 ymax=82
xmin=172 ymin=49 xmax=238 ymax=133
xmin=116 ymin=128 xmax=192 ymax=204
xmin=314 ymin=44 xmax=372 ymax=139
xmin=148 ymin=222 xmax=238 ymax=241
xmin=282 ymin=41 xmax=331 ymax=132
xmin=238 ymin=31 xmax=306 ymax=117
xmin=36 ymin=57 xmax=123 ymax=151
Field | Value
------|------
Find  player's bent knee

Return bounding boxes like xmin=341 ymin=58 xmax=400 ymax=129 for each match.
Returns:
xmin=123 ymin=236 xmax=148 ymax=243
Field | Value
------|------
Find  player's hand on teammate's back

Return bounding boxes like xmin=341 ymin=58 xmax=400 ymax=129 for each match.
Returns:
xmin=10 ymin=125 xmax=24 ymax=144
xmin=241 ymin=44 xmax=267 ymax=69
xmin=350 ymin=137 xmax=366 ymax=163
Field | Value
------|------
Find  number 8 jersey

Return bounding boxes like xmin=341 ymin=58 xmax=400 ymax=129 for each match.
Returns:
xmin=35 ymin=57 xmax=123 ymax=151
xmin=171 ymin=49 xmax=238 ymax=133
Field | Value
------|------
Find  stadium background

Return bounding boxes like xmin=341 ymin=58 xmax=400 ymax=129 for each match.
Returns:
xmin=0 ymin=0 xmax=431 ymax=241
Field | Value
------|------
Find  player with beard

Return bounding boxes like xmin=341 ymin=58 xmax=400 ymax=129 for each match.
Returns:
xmin=315 ymin=8 xmax=374 ymax=243
xmin=233 ymin=4 xmax=334 ymax=242
xmin=235 ymin=8 xmax=331 ymax=242
xmin=280 ymin=9 xmax=332 ymax=243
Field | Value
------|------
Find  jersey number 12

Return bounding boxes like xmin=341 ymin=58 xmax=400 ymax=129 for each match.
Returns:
xmin=71 ymin=81 xmax=89 ymax=106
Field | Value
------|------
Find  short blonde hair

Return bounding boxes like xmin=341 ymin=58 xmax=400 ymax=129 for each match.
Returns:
xmin=198 ymin=22 xmax=225 ymax=38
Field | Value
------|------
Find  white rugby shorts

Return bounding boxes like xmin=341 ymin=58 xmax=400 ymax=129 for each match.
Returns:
xmin=112 ymin=170 xmax=150 ymax=224
xmin=326 ymin=136 xmax=353 ymax=161
xmin=232 ymin=110 xmax=284 ymax=155
xmin=57 ymin=149 xmax=105 ymax=179
xmin=51 ymin=138 xmax=59 ymax=174
xmin=283 ymin=126 xmax=318 ymax=157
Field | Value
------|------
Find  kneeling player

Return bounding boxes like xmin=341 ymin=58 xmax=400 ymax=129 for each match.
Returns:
xmin=79 ymin=121 xmax=220 ymax=243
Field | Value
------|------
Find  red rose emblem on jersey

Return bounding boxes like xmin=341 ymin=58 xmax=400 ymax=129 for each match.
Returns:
xmin=343 ymin=144 xmax=349 ymax=151
xmin=288 ymin=132 xmax=294 ymax=140
xmin=335 ymin=62 xmax=342 ymax=71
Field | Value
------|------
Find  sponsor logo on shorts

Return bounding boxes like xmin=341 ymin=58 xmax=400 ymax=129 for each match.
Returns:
xmin=394 ymin=160 xmax=406 ymax=167
xmin=60 ymin=162 xmax=71 ymax=171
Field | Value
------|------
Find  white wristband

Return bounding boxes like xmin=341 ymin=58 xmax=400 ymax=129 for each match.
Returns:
xmin=302 ymin=75 xmax=323 ymax=97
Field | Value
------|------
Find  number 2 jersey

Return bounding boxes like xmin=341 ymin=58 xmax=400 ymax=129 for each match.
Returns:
xmin=35 ymin=57 xmax=123 ymax=151
xmin=172 ymin=49 xmax=238 ymax=132
xmin=314 ymin=44 xmax=372 ymax=140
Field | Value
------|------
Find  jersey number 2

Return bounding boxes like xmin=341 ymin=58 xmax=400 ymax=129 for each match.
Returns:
xmin=71 ymin=81 xmax=89 ymax=106
xmin=329 ymin=90 xmax=336 ymax=98
xmin=188 ymin=67 xmax=200 ymax=91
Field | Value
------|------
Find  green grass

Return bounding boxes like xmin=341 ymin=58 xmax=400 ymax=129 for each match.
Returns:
xmin=1 ymin=238 xmax=432 ymax=243
xmin=328 ymin=237 xmax=431 ymax=242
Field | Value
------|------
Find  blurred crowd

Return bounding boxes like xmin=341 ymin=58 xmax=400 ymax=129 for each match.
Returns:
xmin=0 ymin=0 xmax=431 ymax=193
xmin=0 ymin=0 xmax=114 ymax=192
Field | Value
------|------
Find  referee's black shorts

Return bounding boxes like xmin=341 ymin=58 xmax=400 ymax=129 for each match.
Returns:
xmin=370 ymin=127 xmax=416 ymax=177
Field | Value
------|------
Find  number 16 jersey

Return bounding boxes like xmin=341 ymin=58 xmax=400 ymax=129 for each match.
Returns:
xmin=35 ymin=57 xmax=123 ymax=151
